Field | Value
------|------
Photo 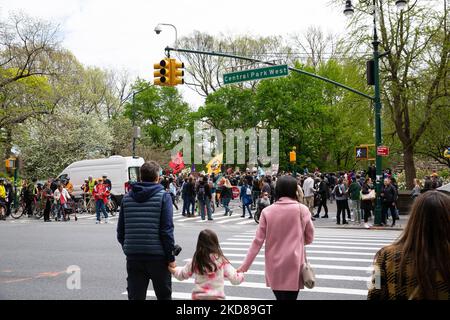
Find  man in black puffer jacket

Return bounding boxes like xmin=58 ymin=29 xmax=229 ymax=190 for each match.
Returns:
xmin=117 ymin=161 xmax=175 ymax=300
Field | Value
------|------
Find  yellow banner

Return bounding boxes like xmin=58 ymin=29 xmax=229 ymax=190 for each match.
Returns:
xmin=206 ymin=153 xmax=223 ymax=175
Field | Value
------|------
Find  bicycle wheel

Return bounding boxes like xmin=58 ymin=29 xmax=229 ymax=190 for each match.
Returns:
xmin=254 ymin=210 xmax=260 ymax=224
xmin=11 ymin=205 xmax=24 ymax=219
xmin=34 ymin=207 xmax=44 ymax=219
xmin=76 ymin=199 xmax=86 ymax=214
xmin=108 ymin=200 xmax=117 ymax=216
xmin=87 ymin=200 xmax=96 ymax=215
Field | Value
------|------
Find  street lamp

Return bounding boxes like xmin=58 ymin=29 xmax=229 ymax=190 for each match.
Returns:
xmin=154 ymin=23 xmax=178 ymax=47
xmin=343 ymin=0 xmax=407 ymax=226
xmin=123 ymin=87 xmax=151 ymax=158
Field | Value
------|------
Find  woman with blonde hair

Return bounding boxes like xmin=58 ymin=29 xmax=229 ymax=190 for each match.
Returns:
xmin=368 ymin=190 xmax=450 ymax=299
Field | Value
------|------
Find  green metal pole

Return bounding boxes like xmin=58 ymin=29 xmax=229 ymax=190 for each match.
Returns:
xmin=373 ymin=0 xmax=383 ymax=226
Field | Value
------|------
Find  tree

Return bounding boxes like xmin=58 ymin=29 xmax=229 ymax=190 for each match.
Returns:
xmin=124 ymin=79 xmax=191 ymax=149
xmin=344 ymin=0 xmax=449 ymax=188
xmin=14 ymin=110 xmax=113 ymax=179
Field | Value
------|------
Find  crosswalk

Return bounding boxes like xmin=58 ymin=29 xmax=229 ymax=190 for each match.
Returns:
xmin=122 ymin=229 xmax=401 ymax=300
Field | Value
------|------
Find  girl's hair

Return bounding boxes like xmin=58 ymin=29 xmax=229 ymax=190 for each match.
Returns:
xmin=393 ymin=190 xmax=450 ymax=299
xmin=191 ymin=229 xmax=229 ymax=275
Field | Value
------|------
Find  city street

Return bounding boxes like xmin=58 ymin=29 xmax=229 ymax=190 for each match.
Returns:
xmin=0 ymin=200 xmax=401 ymax=300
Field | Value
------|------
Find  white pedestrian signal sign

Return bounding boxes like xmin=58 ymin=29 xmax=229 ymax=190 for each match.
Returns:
xmin=355 ymin=147 xmax=368 ymax=160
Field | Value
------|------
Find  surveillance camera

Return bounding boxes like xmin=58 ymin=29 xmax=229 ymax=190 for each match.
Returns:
xmin=154 ymin=25 xmax=162 ymax=34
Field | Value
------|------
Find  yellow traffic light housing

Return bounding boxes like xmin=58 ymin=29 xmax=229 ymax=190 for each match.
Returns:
xmin=169 ymin=59 xmax=185 ymax=86
xmin=154 ymin=59 xmax=170 ymax=86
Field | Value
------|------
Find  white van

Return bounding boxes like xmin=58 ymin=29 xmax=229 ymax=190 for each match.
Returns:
xmin=58 ymin=156 xmax=145 ymax=205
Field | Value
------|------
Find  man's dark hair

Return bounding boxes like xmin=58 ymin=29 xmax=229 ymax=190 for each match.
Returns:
xmin=275 ymin=176 xmax=298 ymax=201
xmin=140 ymin=161 xmax=160 ymax=182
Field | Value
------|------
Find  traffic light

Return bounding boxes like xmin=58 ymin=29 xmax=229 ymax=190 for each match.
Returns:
xmin=289 ymin=151 xmax=296 ymax=163
xmin=154 ymin=59 xmax=170 ymax=86
xmin=169 ymin=58 xmax=184 ymax=86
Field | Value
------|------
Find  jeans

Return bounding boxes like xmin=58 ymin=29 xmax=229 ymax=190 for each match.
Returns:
xmin=242 ymin=203 xmax=252 ymax=217
xmin=273 ymin=290 xmax=299 ymax=300
xmin=126 ymin=259 xmax=172 ymax=300
xmin=222 ymin=197 xmax=231 ymax=214
xmin=56 ymin=202 xmax=68 ymax=220
xmin=198 ymin=198 xmax=212 ymax=220
xmin=181 ymin=196 xmax=189 ymax=215
xmin=344 ymin=199 xmax=351 ymax=219
xmin=96 ymin=200 xmax=108 ymax=221
xmin=170 ymin=193 xmax=178 ymax=210
xmin=350 ymin=200 xmax=361 ymax=222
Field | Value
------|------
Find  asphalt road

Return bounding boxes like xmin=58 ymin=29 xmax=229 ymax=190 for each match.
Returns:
xmin=0 ymin=199 xmax=401 ymax=300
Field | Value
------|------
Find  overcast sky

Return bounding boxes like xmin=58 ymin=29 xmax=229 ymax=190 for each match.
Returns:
xmin=0 ymin=0 xmax=352 ymax=108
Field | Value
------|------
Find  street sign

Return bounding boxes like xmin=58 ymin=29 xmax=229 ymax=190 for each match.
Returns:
xmin=355 ymin=146 xmax=368 ymax=160
xmin=223 ymin=64 xmax=289 ymax=84
xmin=377 ymin=146 xmax=390 ymax=156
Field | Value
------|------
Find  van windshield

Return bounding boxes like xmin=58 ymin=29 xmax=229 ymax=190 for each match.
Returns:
xmin=128 ymin=167 xmax=140 ymax=182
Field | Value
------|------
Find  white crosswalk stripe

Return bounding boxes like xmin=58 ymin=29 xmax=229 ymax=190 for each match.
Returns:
xmin=124 ymin=229 xmax=400 ymax=300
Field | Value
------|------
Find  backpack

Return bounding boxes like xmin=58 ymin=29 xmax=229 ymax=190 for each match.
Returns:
xmin=334 ymin=185 xmax=343 ymax=197
xmin=197 ymin=185 xmax=206 ymax=201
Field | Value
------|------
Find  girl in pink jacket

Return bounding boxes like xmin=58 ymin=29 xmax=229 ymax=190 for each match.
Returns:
xmin=169 ymin=229 xmax=244 ymax=300
xmin=238 ymin=175 xmax=315 ymax=300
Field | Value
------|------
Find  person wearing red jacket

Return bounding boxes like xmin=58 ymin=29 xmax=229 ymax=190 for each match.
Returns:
xmin=93 ymin=178 xmax=110 ymax=224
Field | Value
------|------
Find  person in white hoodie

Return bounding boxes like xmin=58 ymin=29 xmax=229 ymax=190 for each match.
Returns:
xmin=53 ymin=184 xmax=71 ymax=221
xmin=302 ymin=174 xmax=316 ymax=221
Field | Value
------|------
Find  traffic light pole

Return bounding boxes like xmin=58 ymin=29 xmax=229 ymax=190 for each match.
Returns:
xmin=372 ymin=1 xmax=383 ymax=226
xmin=165 ymin=41 xmax=385 ymax=225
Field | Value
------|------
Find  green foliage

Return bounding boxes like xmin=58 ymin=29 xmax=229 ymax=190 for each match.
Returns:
xmin=124 ymin=79 xmax=191 ymax=149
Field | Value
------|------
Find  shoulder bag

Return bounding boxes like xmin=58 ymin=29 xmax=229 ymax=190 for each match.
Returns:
xmin=299 ymin=204 xmax=315 ymax=289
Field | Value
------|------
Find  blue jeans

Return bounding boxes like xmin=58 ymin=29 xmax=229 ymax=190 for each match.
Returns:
xmin=242 ymin=203 xmax=252 ymax=217
xmin=198 ymin=198 xmax=212 ymax=220
xmin=96 ymin=200 xmax=108 ymax=221
xmin=182 ymin=196 xmax=195 ymax=215
xmin=222 ymin=197 xmax=231 ymax=214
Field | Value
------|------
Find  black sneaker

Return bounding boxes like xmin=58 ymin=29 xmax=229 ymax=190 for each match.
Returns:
xmin=321 ymin=215 xmax=329 ymax=218
xmin=248 ymin=216 xmax=253 ymax=219
xmin=240 ymin=215 xmax=245 ymax=218
xmin=343 ymin=221 xmax=349 ymax=224
xmin=313 ymin=214 xmax=320 ymax=218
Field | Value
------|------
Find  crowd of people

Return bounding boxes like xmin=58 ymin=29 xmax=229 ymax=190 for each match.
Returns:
xmin=117 ymin=161 xmax=450 ymax=301
xmin=155 ymin=165 xmax=445 ymax=228
xmin=0 ymin=173 xmax=114 ymax=223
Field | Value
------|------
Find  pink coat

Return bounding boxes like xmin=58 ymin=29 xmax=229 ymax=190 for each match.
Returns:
xmin=240 ymin=197 xmax=314 ymax=291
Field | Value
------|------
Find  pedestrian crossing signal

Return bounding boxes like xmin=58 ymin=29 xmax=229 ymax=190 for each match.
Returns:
xmin=355 ymin=147 xmax=368 ymax=160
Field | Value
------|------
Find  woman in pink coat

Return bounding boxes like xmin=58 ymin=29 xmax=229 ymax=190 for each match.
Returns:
xmin=237 ymin=175 xmax=315 ymax=300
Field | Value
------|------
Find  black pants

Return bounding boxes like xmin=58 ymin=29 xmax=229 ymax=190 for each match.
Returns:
xmin=382 ymin=203 xmax=396 ymax=225
xmin=170 ymin=194 xmax=178 ymax=210
xmin=126 ymin=259 xmax=172 ymax=300
xmin=273 ymin=290 xmax=299 ymax=300
xmin=336 ymin=200 xmax=347 ymax=224
xmin=25 ymin=198 xmax=33 ymax=216
xmin=317 ymin=194 xmax=328 ymax=215
xmin=43 ymin=200 xmax=51 ymax=221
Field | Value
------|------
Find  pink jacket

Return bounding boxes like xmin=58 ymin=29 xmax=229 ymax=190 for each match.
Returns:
xmin=240 ymin=197 xmax=314 ymax=291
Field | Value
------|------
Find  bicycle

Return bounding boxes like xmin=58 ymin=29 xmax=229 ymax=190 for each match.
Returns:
xmin=77 ymin=193 xmax=96 ymax=214
xmin=10 ymin=195 xmax=43 ymax=219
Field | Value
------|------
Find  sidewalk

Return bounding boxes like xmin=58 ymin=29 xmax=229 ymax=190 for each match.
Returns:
xmin=310 ymin=201 xmax=408 ymax=231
